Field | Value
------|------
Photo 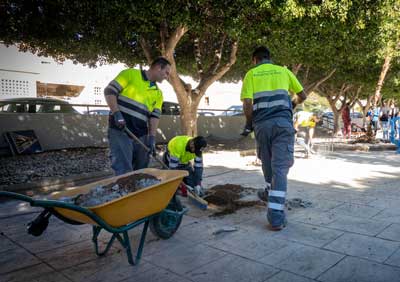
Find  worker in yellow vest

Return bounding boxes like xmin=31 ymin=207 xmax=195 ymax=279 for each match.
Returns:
xmin=104 ymin=57 xmax=171 ymax=175
xmin=293 ymin=110 xmax=319 ymax=157
xmin=240 ymin=46 xmax=307 ymax=231
xmin=163 ymin=136 xmax=207 ymax=196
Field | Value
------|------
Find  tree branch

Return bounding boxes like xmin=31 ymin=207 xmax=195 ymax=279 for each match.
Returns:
xmin=139 ymin=37 xmax=153 ymax=64
xmin=292 ymin=64 xmax=302 ymax=75
xmin=193 ymin=37 xmax=204 ymax=79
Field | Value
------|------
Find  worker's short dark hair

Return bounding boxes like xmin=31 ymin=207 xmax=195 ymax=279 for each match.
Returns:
xmin=151 ymin=57 xmax=171 ymax=69
xmin=192 ymin=136 xmax=207 ymax=155
xmin=252 ymin=46 xmax=271 ymax=62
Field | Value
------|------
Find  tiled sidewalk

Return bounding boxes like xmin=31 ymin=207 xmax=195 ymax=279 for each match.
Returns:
xmin=1 ymin=151 xmax=400 ymax=282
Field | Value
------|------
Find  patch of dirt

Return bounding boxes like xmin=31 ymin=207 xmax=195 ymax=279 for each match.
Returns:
xmin=61 ymin=173 xmax=161 ymax=207
xmin=204 ymin=184 xmax=262 ymax=216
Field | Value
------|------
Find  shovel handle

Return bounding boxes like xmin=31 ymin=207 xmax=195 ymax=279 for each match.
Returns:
xmin=124 ymin=127 xmax=169 ymax=169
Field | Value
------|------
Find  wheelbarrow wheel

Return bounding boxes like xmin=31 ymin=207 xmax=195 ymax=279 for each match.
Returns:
xmin=150 ymin=195 xmax=183 ymax=239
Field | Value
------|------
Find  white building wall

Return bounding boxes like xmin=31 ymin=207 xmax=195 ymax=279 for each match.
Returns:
xmin=0 ymin=70 xmax=37 ymax=99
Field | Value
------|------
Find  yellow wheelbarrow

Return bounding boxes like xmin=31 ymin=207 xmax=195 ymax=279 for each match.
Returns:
xmin=0 ymin=168 xmax=188 ymax=265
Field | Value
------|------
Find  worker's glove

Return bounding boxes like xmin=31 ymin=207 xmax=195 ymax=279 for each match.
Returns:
xmin=113 ymin=111 xmax=126 ymax=129
xmin=145 ymin=135 xmax=156 ymax=157
xmin=194 ymin=185 xmax=205 ymax=197
xmin=240 ymin=122 xmax=253 ymax=137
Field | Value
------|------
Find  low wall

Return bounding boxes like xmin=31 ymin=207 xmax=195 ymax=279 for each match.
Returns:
xmin=0 ymin=113 xmax=246 ymax=154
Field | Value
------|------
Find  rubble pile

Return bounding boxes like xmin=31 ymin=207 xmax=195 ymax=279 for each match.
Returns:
xmin=58 ymin=173 xmax=160 ymax=207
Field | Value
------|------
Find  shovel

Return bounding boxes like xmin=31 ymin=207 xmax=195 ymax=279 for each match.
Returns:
xmin=124 ymin=127 xmax=208 ymax=210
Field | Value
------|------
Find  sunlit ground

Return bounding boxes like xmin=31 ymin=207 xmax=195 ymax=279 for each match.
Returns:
xmin=203 ymin=150 xmax=400 ymax=190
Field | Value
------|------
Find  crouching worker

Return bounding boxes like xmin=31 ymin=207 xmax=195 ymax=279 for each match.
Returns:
xmin=163 ymin=136 xmax=207 ymax=196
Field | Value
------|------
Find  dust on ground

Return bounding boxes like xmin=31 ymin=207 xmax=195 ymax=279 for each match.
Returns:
xmin=61 ymin=173 xmax=160 ymax=207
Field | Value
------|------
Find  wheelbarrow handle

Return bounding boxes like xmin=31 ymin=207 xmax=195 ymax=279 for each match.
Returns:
xmin=124 ymin=127 xmax=169 ymax=169
xmin=0 ymin=191 xmax=35 ymax=204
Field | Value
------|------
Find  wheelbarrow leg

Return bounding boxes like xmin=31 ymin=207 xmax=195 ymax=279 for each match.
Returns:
xmin=115 ymin=219 xmax=150 ymax=265
xmin=92 ymin=226 xmax=117 ymax=256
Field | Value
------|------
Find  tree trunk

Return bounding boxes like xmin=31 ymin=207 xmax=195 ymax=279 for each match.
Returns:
xmin=374 ymin=54 xmax=392 ymax=106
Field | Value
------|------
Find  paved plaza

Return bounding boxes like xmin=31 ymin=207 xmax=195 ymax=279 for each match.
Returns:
xmin=1 ymin=150 xmax=400 ymax=282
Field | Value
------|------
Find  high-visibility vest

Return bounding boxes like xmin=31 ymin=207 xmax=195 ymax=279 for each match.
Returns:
xmin=241 ymin=61 xmax=303 ymax=123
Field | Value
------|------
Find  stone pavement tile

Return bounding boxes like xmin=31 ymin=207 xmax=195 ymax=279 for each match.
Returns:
xmin=206 ymin=227 xmax=292 ymax=260
xmin=0 ymin=213 xmax=42 ymax=235
xmin=36 ymin=239 xmax=118 ymax=270
xmin=8 ymin=224 xmax=92 ymax=253
xmin=385 ymin=248 xmax=400 ymax=267
xmin=259 ymin=243 xmax=344 ymax=279
xmin=270 ymin=222 xmax=344 ymax=248
xmin=0 ymin=233 xmax=18 ymax=252
xmin=368 ymin=197 xmax=400 ymax=209
xmin=323 ymin=233 xmax=400 ymax=263
xmin=0 ymin=263 xmax=55 ymax=282
xmin=317 ymin=256 xmax=400 ymax=282
xmin=0 ymin=200 xmax=41 ymax=218
xmin=329 ymin=203 xmax=382 ymax=218
xmin=326 ymin=215 xmax=391 ymax=236
xmin=377 ymin=223 xmax=400 ymax=241
xmin=120 ymin=267 xmax=192 ymax=282
xmin=303 ymin=199 xmax=344 ymax=212
xmin=186 ymin=253 xmax=278 ymax=282
xmin=290 ymin=210 xmax=342 ymax=226
xmin=313 ymin=191 xmax=376 ymax=205
xmin=265 ymin=271 xmax=315 ymax=282
xmin=0 ymin=247 xmax=40 ymax=275
xmin=62 ymin=252 xmax=154 ymax=282
xmin=144 ymin=243 xmax=227 ymax=275
xmin=373 ymin=209 xmax=400 ymax=224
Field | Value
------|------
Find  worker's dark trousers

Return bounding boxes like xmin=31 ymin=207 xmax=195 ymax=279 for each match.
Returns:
xmin=108 ymin=128 xmax=150 ymax=176
xmin=162 ymin=152 xmax=203 ymax=187
xmin=255 ymin=118 xmax=295 ymax=227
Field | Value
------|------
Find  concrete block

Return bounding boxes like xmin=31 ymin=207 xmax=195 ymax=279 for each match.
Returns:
xmin=265 ymin=271 xmax=315 ymax=282
xmin=377 ymin=223 xmax=400 ymax=241
xmin=259 ymin=243 xmax=344 ymax=279
xmin=271 ymin=222 xmax=343 ymax=247
xmin=186 ymin=254 xmax=278 ymax=282
xmin=0 ymin=247 xmax=39 ymax=275
xmin=317 ymin=256 xmax=400 ymax=282
xmin=144 ymin=243 xmax=227 ymax=275
xmin=62 ymin=252 xmax=154 ymax=282
xmin=324 ymin=233 xmax=400 ymax=262
xmin=326 ymin=215 xmax=391 ymax=236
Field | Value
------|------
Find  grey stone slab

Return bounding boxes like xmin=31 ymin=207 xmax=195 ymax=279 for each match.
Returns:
xmin=303 ymin=199 xmax=344 ymax=212
xmin=9 ymin=224 xmax=92 ymax=253
xmin=265 ymin=271 xmax=315 ymax=282
xmin=186 ymin=254 xmax=278 ymax=282
xmin=377 ymin=223 xmax=400 ymax=241
xmin=144 ymin=243 xmax=227 ymax=275
xmin=324 ymin=233 xmax=400 ymax=262
xmin=317 ymin=256 xmax=400 ymax=282
xmin=0 ymin=233 xmax=18 ymax=253
xmin=259 ymin=243 xmax=344 ymax=279
xmin=373 ymin=209 xmax=400 ymax=224
xmin=0 ymin=263 xmax=54 ymax=282
xmin=36 ymin=239 xmax=118 ymax=270
xmin=326 ymin=215 xmax=391 ymax=236
xmin=62 ymin=252 xmax=154 ymax=282
xmin=313 ymin=191 xmax=376 ymax=205
xmin=120 ymin=267 xmax=192 ymax=282
xmin=385 ymin=248 xmax=400 ymax=267
xmin=270 ymin=222 xmax=344 ymax=247
xmin=0 ymin=213 xmax=42 ymax=236
xmin=369 ymin=198 xmax=400 ymax=209
xmin=329 ymin=203 xmax=382 ymax=218
xmin=290 ymin=210 xmax=342 ymax=226
xmin=206 ymin=228 xmax=292 ymax=260
xmin=0 ymin=247 xmax=40 ymax=274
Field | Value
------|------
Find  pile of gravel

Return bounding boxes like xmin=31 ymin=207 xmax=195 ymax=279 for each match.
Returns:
xmin=0 ymin=148 xmax=111 ymax=187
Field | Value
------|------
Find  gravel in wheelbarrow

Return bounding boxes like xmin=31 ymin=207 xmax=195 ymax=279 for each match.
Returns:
xmin=59 ymin=173 xmax=161 ymax=207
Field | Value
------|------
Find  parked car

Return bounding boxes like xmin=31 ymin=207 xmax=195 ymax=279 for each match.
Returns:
xmin=0 ymin=97 xmax=79 ymax=114
xmin=84 ymin=109 xmax=110 ymax=115
xmin=321 ymin=111 xmax=364 ymax=131
xmin=198 ymin=111 xmax=215 ymax=117
xmin=219 ymin=105 xmax=243 ymax=116
xmin=162 ymin=101 xmax=180 ymax=115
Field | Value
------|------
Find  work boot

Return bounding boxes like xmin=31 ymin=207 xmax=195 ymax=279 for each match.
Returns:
xmin=257 ymin=188 xmax=269 ymax=202
xmin=267 ymin=220 xmax=287 ymax=231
